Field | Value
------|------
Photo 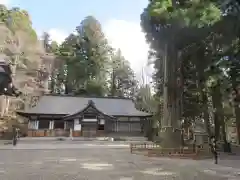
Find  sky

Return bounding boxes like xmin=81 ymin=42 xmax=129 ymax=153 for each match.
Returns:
xmin=1 ymin=0 xmax=152 ymax=82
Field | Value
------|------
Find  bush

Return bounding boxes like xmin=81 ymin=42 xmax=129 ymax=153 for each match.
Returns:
xmin=0 ymin=131 xmax=14 ymax=140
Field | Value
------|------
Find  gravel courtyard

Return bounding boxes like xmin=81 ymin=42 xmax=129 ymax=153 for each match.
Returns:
xmin=0 ymin=142 xmax=239 ymax=179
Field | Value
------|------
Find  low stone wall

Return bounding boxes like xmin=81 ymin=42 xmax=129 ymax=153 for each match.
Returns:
xmin=130 ymin=142 xmax=161 ymax=153
xmin=96 ymin=130 xmax=105 ymax=136
xmin=0 ymin=131 xmax=14 ymax=140
xmin=28 ymin=130 xmax=71 ymax=137
xmin=28 ymin=130 xmax=45 ymax=137
xmin=72 ymin=131 xmax=81 ymax=137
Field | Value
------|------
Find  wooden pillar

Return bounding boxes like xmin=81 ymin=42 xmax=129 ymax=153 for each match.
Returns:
xmin=141 ymin=117 xmax=145 ymax=133
xmin=36 ymin=120 xmax=39 ymax=129
xmin=28 ymin=121 xmax=31 ymax=129
xmin=49 ymin=121 xmax=54 ymax=130
xmin=116 ymin=118 xmax=119 ymax=132
xmin=128 ymin=117 xmax=131 ymax=132
xmin=29 ymin=116 xmax=38 ymax=129
xmin=64 ymin=121 xmax=67 ymax=130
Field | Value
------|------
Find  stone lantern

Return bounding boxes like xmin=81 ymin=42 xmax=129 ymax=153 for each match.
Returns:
xmin=193 ymin=121 xmax=208 ymax=147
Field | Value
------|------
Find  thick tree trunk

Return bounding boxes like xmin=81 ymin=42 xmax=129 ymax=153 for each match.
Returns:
xmin=65 ymin=71 xmax=70 ymax=94
xmin=235 ymin=107 xmax=240 ymax=144
xmin=195 ymin=47 xmax=211 ymax=137
xmin=230 ymin=68 xmax=240 ymax=144
xmin=111 ymin=70 xmax=117 ymax=96
xmin=50 ymin=70 xmax=55 ymax=93
xmin=211 ymin=82 xmax=230 ymax=152
xmin=159 ymin=43 xmax=181 ymax=148
xmin=0 ymin=95 xmax=6 ymax=117
xmin=233 ymin=87 xmax=240 ymax=144
xmin=213 ymin=115 xmax=220 ymax=140
xmin=200 ymin=89 xmax=211 ymax=136
xmin=5 ymin=96 xmax=10 ymax=115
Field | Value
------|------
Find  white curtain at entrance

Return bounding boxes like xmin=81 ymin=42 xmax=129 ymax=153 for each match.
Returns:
xmin=28 ymin=121 xmax=39 ymax=129
xmin=49 ymin=121 xmax=54 ymax=129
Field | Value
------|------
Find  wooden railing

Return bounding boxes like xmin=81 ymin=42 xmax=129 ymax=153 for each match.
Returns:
xmin=130 ymin=142 xmax=212 ymax=159
xmin=130 ymin=142 xmax=161 ymax=153
xmin=27 ymin=129 xmax=70 ymax=137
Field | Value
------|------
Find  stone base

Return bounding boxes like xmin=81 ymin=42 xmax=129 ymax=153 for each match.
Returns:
xmin=157 ymin=127 xmax=182 ymax=148
xmin=72 ymin=131 xmax=81 ymax=137
xmin=28 ymin=130 xmax=70 ymax=137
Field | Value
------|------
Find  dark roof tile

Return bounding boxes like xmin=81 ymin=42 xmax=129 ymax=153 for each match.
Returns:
xmin=25 ymin=95 xmax=151 ymax=117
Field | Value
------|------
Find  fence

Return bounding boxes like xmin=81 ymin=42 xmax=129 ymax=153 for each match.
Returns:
xmin=130 ymin=142 xmax=161 ymax=153
xmin=130 ymin=142 xmax=212 ymax=159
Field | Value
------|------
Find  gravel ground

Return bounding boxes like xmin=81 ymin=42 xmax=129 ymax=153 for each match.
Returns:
xmin=0 ymin=142 xmax=239 ymax=180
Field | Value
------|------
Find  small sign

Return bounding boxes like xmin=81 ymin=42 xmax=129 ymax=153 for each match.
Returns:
xmin=82 ymin=119 xmax=97 ymax=122
xmin=99 ymin=119 xmax=105 ymax=124
xmin=74 ymin=124 xmax=81 ymax=131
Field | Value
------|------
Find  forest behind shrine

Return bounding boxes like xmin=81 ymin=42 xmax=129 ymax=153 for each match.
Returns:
xmin=0 ymin=1 xmax=239 ymax=146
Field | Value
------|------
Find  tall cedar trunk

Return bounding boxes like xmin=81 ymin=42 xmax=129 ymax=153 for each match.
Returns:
xmin=211 ymin=81 xmax=228 ymax=145
xmin=235 ymin=106 xmax=240 ymax=144
xmin=65 ymin=64 xmax=71 ymax=94
xmin=0 ymin=95 xmax=6 ymax=117
xmin=196 ymin=47 xmax=211 ymax=136
xmin=50 ymin=68 xmax=55 ymax=93
xmin=213 ymin=115 xmax=220 ymax=140
xmin=5 ymin=97 xmax=10 ymax=115
xmin=200 ymin=89 xmax=211 ymax=135
xmin=64 ymin=79 xmax=69 ymax=94
xmin=230 ymin=71 xmax=240 ymax=144
xmin=160 ymin=43 xmax=181 ymax=148
xmin=178 ymin=51 xmax=184 ymax=146
xmin=111 ymin=70 xmax=117 ymax=96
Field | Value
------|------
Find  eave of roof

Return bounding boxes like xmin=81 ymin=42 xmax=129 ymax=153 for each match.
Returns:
xmin=16 ymin=111 xmax=67 ymax=118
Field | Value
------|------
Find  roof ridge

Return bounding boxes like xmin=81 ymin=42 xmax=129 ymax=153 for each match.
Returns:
xmin=43 ymin=93 xmax=133 ymax=100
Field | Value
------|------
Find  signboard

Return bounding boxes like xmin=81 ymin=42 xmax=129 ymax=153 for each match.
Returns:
xmin=82 ymin=119 xmax=97 ymax=122
xmin=74 ymin=124 xmax=81 ymax=131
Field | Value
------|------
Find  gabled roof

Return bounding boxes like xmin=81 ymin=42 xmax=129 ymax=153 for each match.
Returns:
xmin=63 ymin=100 xmax=115 ymax=120
xmin=19 ymin=94 xmax=152 ymax=117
